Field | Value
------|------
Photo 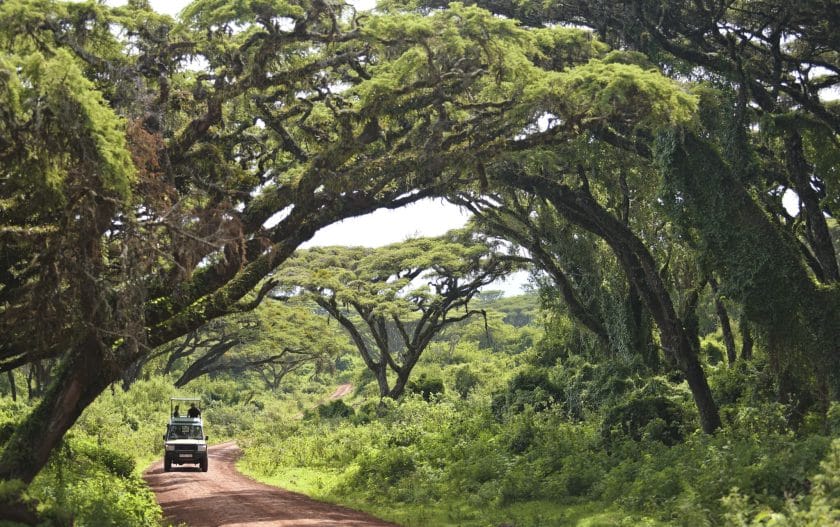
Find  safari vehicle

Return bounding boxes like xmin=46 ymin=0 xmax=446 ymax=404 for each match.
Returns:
xmin=163 ymin=397 xmax=209 ymax=472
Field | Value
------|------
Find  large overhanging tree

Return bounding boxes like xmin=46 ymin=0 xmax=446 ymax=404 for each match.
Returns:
xmin=417 ymin=0 xmax=840 ymax=399
xmin=0 ymin=0 xmax=778 ymax=519
xmin=275 ymin=230 xmax=524 ymax=398
xmin=155 ymin=300 xmax=350 ymax=390
xmin=0 ymin=0 xmax=578 ymax=514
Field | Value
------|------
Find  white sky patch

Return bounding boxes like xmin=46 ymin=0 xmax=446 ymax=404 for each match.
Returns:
xmin=783 ymin=188 xmax=801 ymax=216
xmin=301 ymin=198 xmax=471 ymax=248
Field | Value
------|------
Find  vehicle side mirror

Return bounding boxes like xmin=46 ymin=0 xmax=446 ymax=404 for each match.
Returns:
xmin=163 ymin=434 xmax=166 ymax=440
xmin=205 ymin=436 xmax=209 ymax=441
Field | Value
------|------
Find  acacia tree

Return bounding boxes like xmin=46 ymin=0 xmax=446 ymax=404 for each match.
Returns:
xmin=421 ymin=0 xmax=840 ymax=397
xmin=0 ymin=0 xmax=579 ymax=514
xmin=276 ymin=232 xmax=523 ymax=398
xmin=455 ymin=191 xmax=653 ymax=362
xmin=166 ymin=299 xmax=351 ymax=389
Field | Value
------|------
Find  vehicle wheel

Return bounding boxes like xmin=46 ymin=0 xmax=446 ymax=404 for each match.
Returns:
xmin=164 ymin=457 xmax=171 ymax=472
xmin=200 ymin=456 xmax=208 ymax=472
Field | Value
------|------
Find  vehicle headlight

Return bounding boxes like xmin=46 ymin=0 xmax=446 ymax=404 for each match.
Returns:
xmin=197 ymin=444 xmax=207 ymax=452
xmin=165 ymin=444 xmax=175 ymax=451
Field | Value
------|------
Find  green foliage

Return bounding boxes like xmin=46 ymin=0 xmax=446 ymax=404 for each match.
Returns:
xmin=491 ymin=366 xmax=564 ymax=418
xmin=0 ymin=47 xmax=134 ymax=203
xmin=406 ymin=374 xmax=445 ymax=401
xmin=601 ymin=392 xmax=686 ymax=446
xmin=700 ymin=336 xmax=725 ymax=365
xmin=26 ymin=432 xmax=161 ymax=527
xmin=316 ymin=399 xmax=355 ymax=419
xmin=658 ymin=131 xmax=840 ymax=392
xmin=721 ymin=438 xmax=840 ymax=526
xmin=557 ymin=60 xmax=698 ymax=131
xmin=453 ymin=366 xmax=481 ymax=399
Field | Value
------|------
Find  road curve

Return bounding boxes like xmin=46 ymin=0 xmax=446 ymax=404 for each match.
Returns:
xmin=144 ymin=441 xmax=400 ymax=527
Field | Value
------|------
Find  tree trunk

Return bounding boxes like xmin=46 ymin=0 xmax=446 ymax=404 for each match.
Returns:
xmin=662 ymin=132 xmax=840 ymax=393
xmin=173 ymin=340 xmax=238 ymax=387
xmin=710 ymin=278 xmax=738 ymax=367
xmin=785 ymin=131 xmax=839 ymax=283
xmin=740 ymin=315 xmax=754 ymax=361
xmin=0 ymin=335 xmax=112 ymax=485
xmin=6 ymin=370 xmax=16 ymax=402
xmin=561 ymin=188 xmax=721 ymax=432
xmin=121 ymin=356 xmax=147 ymax=391
xmin=388 ymin=370 xmax=410 ymax=399
xmin=628 ymin=284 xmax=658 ymax=369
xmin=374 ymin=363 xmax=391 ymax=398
xmin=501 ymin=172 xmax=722 ymax=433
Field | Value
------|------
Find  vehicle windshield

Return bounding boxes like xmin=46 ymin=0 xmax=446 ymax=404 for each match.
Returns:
xmin=167 ymin=424 xmax=204 ymax=440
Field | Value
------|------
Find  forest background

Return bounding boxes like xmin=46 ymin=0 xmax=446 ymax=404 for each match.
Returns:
xmin=1 ymin=0 xmax=840 ymax=525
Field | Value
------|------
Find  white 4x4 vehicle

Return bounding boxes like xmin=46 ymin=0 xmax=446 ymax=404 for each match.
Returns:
xmin=163 ymin=397 xmax=208 ymax=472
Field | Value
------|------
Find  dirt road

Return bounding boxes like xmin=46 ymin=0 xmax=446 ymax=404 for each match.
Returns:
xmin=329 ymin=383 xmax=353 ymax=400
xmin=144 ymin=441 xmax=399 ymax=527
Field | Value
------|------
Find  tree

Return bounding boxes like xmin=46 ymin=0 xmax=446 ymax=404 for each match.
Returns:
xmin=164 ymin=299 xmax=351 ymax=390
xmin=425 ymin=0 xmax=840 ymax=399
xmin=276 ymin=231 xmax=523 ymax=397
xmin=0 ymin=1 xmax=571 ymax=515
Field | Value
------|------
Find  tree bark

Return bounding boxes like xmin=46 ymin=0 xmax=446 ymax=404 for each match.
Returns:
xmin=710 ymin=278 xmax=738 ymax=367
xmin=740 ymin=315 xmax=754 ymax=361
xmin=0 ymin=334 xmax=112 ymax=484
xmin=785 ymin=131 xmax=839 ymax=283
xmin=6 ymin=370 xmax=16 ymax=402
xmin=501 ymin=171 xmax=721 ymax=433
xmin=662 ymin=133 xmax=840 ymax=393
xmin=173 ymin=339 xmax=238 ymax=387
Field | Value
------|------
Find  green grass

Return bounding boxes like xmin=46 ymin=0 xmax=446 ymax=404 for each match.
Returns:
xmin=237 ymin=460 xmax=667 ymax=527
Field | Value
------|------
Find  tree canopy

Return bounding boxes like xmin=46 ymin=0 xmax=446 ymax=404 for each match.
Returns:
xmin=275 ymin=230 xmax=523 ymax=397
xmin=1 ymin=0 xmax=839 ymax=521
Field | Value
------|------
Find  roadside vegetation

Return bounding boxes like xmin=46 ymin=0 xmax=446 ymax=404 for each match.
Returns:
xmin=233 ymin=294 xmax=840 ymax=526
xmin=1 ymin=292 xmax=840 ymax=526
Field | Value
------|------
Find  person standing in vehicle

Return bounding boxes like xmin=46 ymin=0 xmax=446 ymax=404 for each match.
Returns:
xmin=187 ymin=402 xmax=201 ymax=418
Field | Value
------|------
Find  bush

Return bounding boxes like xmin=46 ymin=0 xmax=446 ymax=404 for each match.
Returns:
xmin=492 ymin=367 xmax=564 ymax=419
xmin=454 ymin=366 xmax=481 ymax=399
xmin=29 ymin=435 xmax=161 ymax=526
xmin=601 ymin=393 xmax=685 ymax=446
xmin=353 ymin=447 xmax=416 ymax=490
xmin=316 ymin=399 xmax=355 ymax=419
xmin=406 ymin=374 xmax=444 ymax=401
xmin=700 ymin=337 xmax=725 ymax=365
xmin=721 ymin=439 xmax=840 ymax=526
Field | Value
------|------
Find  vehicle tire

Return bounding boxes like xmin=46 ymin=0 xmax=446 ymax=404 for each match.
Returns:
xmin=164 ymin=457 xmax=171 ymax=472
xmin=200 ymin=456 xmax=208 ymax=472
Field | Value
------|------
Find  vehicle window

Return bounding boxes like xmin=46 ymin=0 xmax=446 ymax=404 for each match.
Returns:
xmin=167 ymin=425 xmax=204 ymax=440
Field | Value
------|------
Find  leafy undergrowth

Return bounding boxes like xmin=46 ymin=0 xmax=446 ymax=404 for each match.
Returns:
xmin=0 ymin=397 xmax=163 ymax=527
xmin=238 ymin=363 xmax=840 ymax=527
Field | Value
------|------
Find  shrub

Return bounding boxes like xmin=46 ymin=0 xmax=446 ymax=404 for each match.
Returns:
xmin=492 ymin=367 xmax=564 ymax=419
xmin=317 ymin=399 xmax=355 ymax=419
xmin=406 ymin=374 xmax=445 ymax=401
xmin=721 ymin=439 xmax=840 ymax=526
xmin=700 ymin=337 xmax=725 ymax=365
xmin=454 ymin=366 xmax=481 ymax=399
xmin=601 ymin=394 xmax=685 ymax=446
xmin=353 ymin=447 xmax=416 ymax=490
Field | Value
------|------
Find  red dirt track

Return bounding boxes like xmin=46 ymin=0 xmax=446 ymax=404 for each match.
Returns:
xmin=144 ymin=441 xmax=399 ymax=527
